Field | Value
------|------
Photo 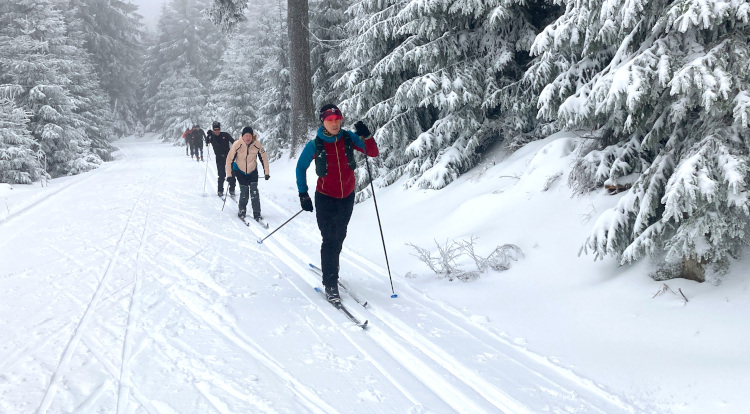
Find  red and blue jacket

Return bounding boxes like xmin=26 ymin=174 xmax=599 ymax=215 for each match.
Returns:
xmin=296 ymin=127 xmax=379 ymax=199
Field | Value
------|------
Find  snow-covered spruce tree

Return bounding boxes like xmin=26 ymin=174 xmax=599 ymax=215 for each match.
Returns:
xmin=150 ymin=69 xmax=208 ymax=141
xmin=142 ymin=0 xmax=226 ymax=131
xmin=248 ymin=3 xmax=292 ymax=159
xmin=335 ymin=0 xmax=550 ymax=190
xmin=209 ymin=0 xmax=314 ymax=155
xmin=63 ymin=6 xmax=117 ymax=163
xmin=309 ymin=0 xmax=352 ymax=108
xmin=209 ymin=0 xmax=289 ymax=158
xmin=208 ymin=29 xmax=258 ymax=140
xmin=0 ymin=87 xmax=42 ymax=184
xmin=207 ymin=0 xmax=279 ymax=141
xmin=0 ymin=0 xmax=106 ymax=177
xmin=529 ymin=0 xmax=750 ymax=280
xmin=67 ymin=0 xmax=144 ymax=137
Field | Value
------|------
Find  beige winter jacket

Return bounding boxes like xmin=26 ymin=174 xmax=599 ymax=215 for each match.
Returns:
xmin=225 ymin=134 xmax=270 ymax=177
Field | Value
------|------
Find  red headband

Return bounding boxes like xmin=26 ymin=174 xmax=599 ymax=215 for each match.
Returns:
xmin=320 ymin=108 xmax=343 ymax=122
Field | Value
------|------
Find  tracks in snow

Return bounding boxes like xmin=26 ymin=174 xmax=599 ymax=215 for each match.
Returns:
xmin=250 ymin=196 xmax=636 ymax=413
xmin=37 ymin=189 xmax=149 ymax=414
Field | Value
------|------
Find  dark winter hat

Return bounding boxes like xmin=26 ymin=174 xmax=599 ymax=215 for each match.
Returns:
xmin=193 ymin=124 xmax=200 ymax=128
xmin=212 ymin=121 xmax=221 ymax=129
xmin=241 ymin=126 xmax=254 ymax=136
xmin=319 ymin=104 xmax=343 ymax=122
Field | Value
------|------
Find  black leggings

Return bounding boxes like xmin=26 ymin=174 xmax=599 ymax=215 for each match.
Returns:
xmin=315 ymin=191 xmax=355 ymax=288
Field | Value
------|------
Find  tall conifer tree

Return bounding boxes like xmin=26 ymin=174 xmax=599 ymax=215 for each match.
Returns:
xmin=0 ymin=0 xmax=108 ymax=177
xmin=68 ymin=0 xmax=145 ymax=136
xmin=0 ymin=87 xmax=42 ymax=184
xmin=530 ymin=0 xmax=750 ymax=278
xmin=335 ymin=0 xmax=551 ymax=190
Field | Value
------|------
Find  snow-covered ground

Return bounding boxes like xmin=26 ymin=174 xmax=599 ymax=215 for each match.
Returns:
xmin=1 ymin=133 xmax=748 ymax=413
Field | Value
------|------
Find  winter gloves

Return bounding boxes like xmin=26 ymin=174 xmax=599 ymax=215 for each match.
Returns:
xmin=354 ymin=121 xmax=371 ymax=138
xmin=300 ymin=192 xmax=313 ymax=212
xmin=265 ymin=175 xmax=270 ymax=180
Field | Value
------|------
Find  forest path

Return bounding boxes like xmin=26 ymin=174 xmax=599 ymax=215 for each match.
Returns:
xmin=0 ymin=136 xmax=634 ymax=413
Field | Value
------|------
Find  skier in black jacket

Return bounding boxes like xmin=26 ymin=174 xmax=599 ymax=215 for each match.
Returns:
xmin=191 ymin=124 xmax=206 ymax=161
xmin=206 ymin=121 xmax=236 ymax=196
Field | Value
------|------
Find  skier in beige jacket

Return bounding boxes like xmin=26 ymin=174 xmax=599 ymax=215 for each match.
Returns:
xmin=225 ymin=126 xmax=270 ymax=222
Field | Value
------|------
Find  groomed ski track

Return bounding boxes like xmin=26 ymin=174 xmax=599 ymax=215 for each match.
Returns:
xmin=0 ymin=137 xmax=639 ymax=413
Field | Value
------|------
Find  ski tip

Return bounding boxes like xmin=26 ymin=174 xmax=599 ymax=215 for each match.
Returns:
xmin=309 ymin=263 xmax=315 ymax=268
xmin=314 ymin=287 xmax=322 ymax=293
xmin=391 ymin=294 xmax=398 ymax=298
xmin=363 ymin=302 xmax=369 ymax=307
xmin=360 ymin=320 xmax=368 ymax=329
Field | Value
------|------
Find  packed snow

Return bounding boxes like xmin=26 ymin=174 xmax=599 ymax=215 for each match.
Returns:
xmin=1 ymin=133 xmax=748 ymax=413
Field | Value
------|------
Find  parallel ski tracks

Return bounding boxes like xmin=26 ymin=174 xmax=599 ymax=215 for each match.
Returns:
xmin=116 ymin=186 xmax=156 ymax=414
xmin=36 ymin=189 xmax=149 ymax=414
xmin=244 ymin=227 xmax=507 ymax=412
xmin=249 ymin=197 xmax=636 ymax=413
xmin=144 ymin=259 xmax=339 ymax=414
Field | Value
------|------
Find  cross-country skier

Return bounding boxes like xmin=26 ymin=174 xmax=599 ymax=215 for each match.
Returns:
xmin=190 ymin=124 xmax=206 ymax=161
xmin=295 ymin=104 xmax=379 ymax=304
xmin=205 ymin=121 xmax=236 ymax=196
xmin=226 ymin=126 xmax=270 ymax=222
xmin=183 ymin=127 xmax=193 ymax=157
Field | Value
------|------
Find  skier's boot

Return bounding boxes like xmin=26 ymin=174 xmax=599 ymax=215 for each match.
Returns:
xmin=325 ymin=284 xmax=341 ymax=305
xmin=237 ymin=209 xmax=246 ymax=219
xmin=229 ymin=188 xmax=235 ymax=197
xmin=218 ymin=190 xmax=224 ymax=197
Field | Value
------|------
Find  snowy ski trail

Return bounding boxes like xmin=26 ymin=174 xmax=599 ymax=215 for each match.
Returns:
xmin=0 ymin=136 xmax=639 ymax=413
xmin=248 ymin=199 xmax=637 ymax=414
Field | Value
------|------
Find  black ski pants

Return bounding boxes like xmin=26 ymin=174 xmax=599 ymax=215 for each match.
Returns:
xmin=215 ymin=155 xmax=235 ymax=193
xmin=315 ymin=191 xmax=355 ymax=288
xmin=235 ymin=169 xmax=261 ymax=219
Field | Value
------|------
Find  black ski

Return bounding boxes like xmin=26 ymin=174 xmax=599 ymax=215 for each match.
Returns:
xmin=314 ymin=287 xmax=368 ymax=329
xmin=309 ymin=263 xmax=368 ymax=307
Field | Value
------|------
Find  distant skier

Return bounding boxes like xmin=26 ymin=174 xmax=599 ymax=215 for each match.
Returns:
xmin=190 ymin=124 xmax=206 ymax=161
xmin=226 ymin=126 xmax=270 ymax=222
xmin=206 ymin=121 xmax=236 ymax=197
xmin=183 ymin=127 xmax=193 ymax=157
xmin=295 ymin=104 xmax=379 ymax=304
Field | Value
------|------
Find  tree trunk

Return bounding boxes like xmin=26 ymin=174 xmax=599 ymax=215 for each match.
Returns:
xmin=680 ymin=256 xmax=705 ymax=283
xmin=287 ymin=0 xmax=314 ymax=157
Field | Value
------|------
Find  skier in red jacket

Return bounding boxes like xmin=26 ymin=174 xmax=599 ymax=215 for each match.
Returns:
xmin=295 ymin=104 xmax=379 ymax=303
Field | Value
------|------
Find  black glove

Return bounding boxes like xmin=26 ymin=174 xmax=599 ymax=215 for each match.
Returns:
xmin=299 ymin=192 xmax=313 ymax=212
xmin=264 ymin=175 xmax=270 ymax=180
xmin=354 ymin=121 xmax=371 ymax=138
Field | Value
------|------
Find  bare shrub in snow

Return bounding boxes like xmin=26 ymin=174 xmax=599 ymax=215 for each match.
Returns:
xmin=542 ymin=171 xmax=563 ymax=191
xmin=408 ymin=236 xmax=524 ymax=281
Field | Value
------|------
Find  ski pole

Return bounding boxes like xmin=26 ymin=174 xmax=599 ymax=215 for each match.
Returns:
xmin=363 ymin=155 xmax=397 ymax=298
xmin=202 ymin=148 xmax=211 ymax=195
xmin=257 ymin=209 xmax=304 ymax=244
xmin=221 ymin=181 xmax=229 ymax=211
